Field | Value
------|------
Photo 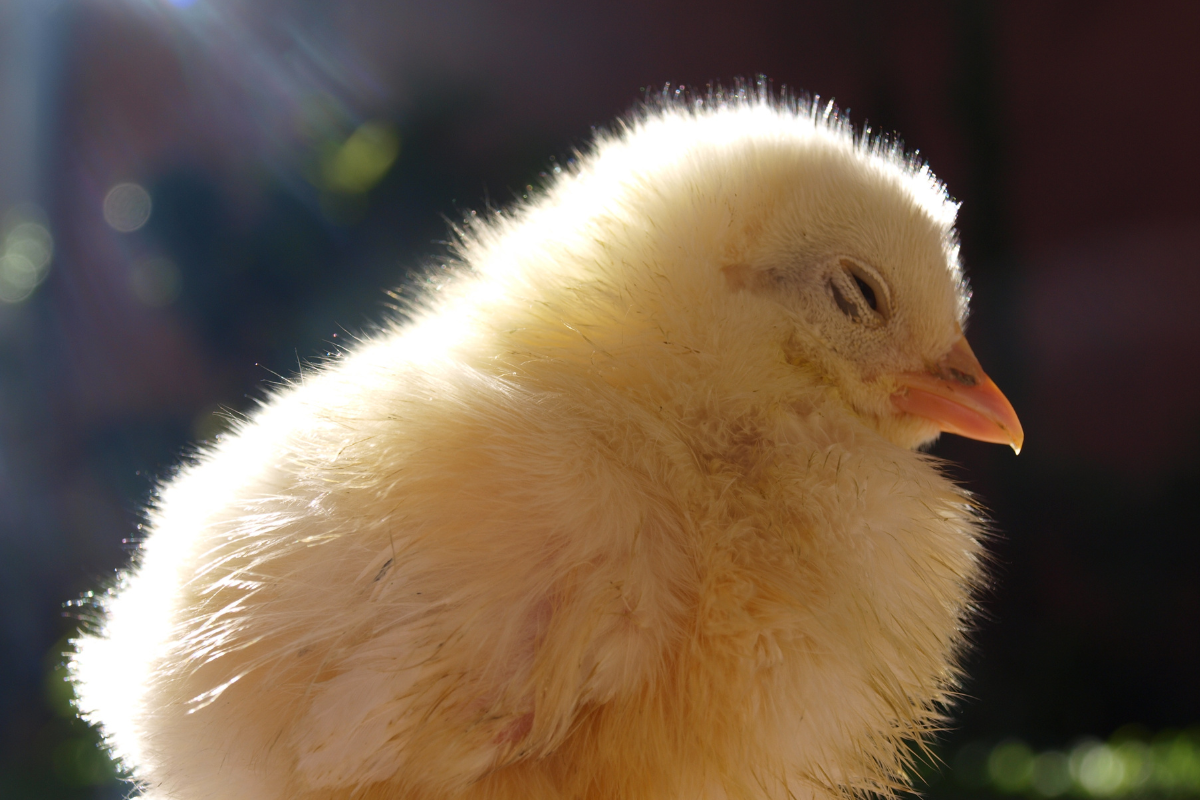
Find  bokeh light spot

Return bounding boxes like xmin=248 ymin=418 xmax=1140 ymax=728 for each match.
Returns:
xmin=1152 ymin=732 xmax=1200 ymax=792
xmin=0 ymin=204 xmax=53 ymax=303
xmin=1114 ymin=741 xmax=1152 ymax=791
xmin=1031 ymin=751 xmax=1072 ymax=797
xmin=988 ymin=739 xmax=1034 ymax=793
xmin=1075 ymin=742 xmax=1126 ymax=796
xmin=103 ymin=183 xmax=153 ymax=232
xmin=969 ymin=728 xmax=1200 ymax=797
xmin=321 ymin=122 xmax=399 ymax=194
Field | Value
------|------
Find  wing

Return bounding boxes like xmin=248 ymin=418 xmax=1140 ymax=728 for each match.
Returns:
xmin=76 ymin=357 xmax=689 ymax=800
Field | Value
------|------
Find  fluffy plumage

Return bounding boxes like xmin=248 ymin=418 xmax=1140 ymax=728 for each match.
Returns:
xmin=72 ymin=86 xmax=1019 ymax=800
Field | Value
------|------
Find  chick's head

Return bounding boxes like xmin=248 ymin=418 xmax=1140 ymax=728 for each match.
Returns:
xmin=569 ymin=98 xmax=1023 ymax=453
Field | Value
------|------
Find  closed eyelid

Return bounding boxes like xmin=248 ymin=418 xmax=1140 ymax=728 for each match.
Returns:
xmin=836 ymin=257 xmax=891 ymax=320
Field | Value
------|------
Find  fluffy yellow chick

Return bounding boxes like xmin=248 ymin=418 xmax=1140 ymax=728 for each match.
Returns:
xmin=71 ymin=89 xmax=1022 ymax=800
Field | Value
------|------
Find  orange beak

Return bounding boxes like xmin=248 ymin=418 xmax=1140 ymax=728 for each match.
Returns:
xmin=891 ymin=337 xmax=1024 ymax=453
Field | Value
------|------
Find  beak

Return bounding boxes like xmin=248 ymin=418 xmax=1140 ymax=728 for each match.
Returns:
xmin=891 ymin=336 xmax=1024 ymax=453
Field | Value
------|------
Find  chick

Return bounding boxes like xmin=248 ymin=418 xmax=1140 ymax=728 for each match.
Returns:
xmin=72 ymin=88 xmax=1022 ymax=800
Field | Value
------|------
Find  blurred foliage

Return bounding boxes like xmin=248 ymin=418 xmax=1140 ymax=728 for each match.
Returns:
xmin=917 ymin=728 xmax=1200 ymax=799
xmin=0 ymin=632 xmax=122 ymax=799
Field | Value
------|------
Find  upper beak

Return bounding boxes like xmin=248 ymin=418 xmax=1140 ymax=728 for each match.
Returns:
xmin=891 ymin=336 xmax=1024 ymax=453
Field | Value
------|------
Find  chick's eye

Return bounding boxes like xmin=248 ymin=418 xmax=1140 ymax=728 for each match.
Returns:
xmin=828 ymin=258 xmax=890 ymax=324
xmin=852 ymin=274 xmax=877 ymax=311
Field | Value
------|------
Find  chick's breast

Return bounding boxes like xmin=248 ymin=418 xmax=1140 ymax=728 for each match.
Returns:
xmin=72 ymin=93 xmax=989 ymax=800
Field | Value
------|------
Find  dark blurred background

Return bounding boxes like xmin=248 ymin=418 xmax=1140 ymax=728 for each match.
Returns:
xmin=1 ymin=0 xmax=1197 ymax=797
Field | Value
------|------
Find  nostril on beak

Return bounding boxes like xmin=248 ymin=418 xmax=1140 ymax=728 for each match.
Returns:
xmin=946 ymin=367 xmax=977 ymax=387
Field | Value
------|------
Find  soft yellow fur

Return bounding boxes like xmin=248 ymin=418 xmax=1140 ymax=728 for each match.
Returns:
xmin=72 ymin=88 xmax=985 ymax=800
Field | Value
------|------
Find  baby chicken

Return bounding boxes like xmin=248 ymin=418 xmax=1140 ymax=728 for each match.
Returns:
xmin=72 ymin=88 xmax=1022 ymax=800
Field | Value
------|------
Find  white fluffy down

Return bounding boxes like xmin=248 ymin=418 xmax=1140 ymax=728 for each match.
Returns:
xmin=72 ymin=88 xmax=985 ymax=800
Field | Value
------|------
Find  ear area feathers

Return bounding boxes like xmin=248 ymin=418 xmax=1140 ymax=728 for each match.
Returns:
xmin=720 ymin=262 xmax=795 ymax=294
xmin=720 ymin=263 xmax=755 ymax=292
xmin=721 ymin=260 xmax=820 ymax=303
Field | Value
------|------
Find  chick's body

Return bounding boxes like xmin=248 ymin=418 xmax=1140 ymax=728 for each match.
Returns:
xmin=73 ymin=94 xmax=1001 ymax=800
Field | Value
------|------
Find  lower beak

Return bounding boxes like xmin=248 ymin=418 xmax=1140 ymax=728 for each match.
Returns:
xmin=891 ymin=337 xmax=1024 ymax=453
